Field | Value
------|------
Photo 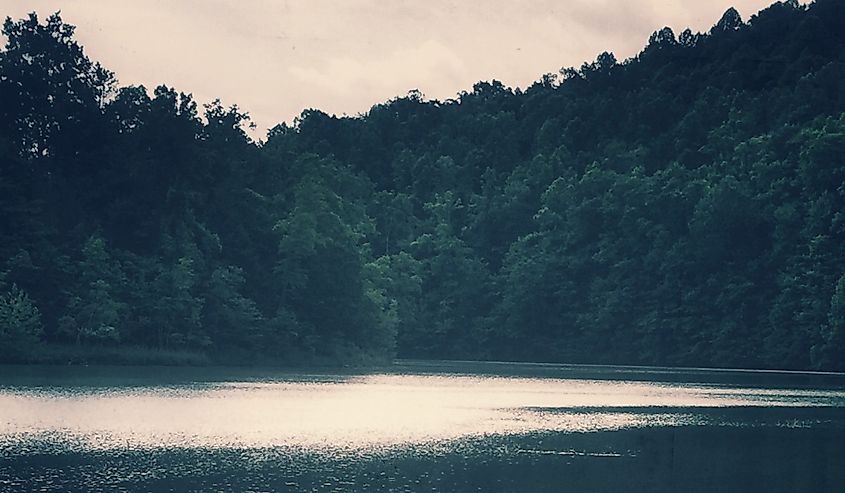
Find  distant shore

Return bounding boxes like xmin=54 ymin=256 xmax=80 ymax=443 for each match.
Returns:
xmin=4 ymin=344 xmax=210 ymax=366
xmin=0 ymin=344 xmax=400 ymax=368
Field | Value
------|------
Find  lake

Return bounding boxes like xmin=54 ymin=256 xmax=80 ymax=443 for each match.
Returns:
xmin=1 ymin=361 xmax=844 ymax=492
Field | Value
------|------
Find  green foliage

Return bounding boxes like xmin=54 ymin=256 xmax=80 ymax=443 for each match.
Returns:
xmin=203 ymin=265 xmax=262 ymax=350
xmin=59 ymin=234 xmax=126 ymax=345
xmin=0 ymin=285 xmax=43 ymax=358
xmin=271 ymin=158 xmax=387 ymax=358
xmin=153 ymin=256 xmax=207 ymax=349
xmin=0 ymin=12 xmax=114 ymax=159
xmin=820 ymin=274 xmax=845 ymax=370
xmin=3 ymin=4 xmax=845 ymax=369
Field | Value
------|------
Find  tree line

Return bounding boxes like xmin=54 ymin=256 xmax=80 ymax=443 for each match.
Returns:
xmin=1 ymin=1 xmax=844 ymax=369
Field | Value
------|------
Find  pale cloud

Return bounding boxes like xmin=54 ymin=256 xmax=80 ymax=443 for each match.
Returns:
xmin=0 ymin=0 xmax=798 ymax=135
xmin=289 ymin=40 xmax=467 ymax=110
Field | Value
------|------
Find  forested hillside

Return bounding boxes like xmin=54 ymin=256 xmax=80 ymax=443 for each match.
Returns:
xmin=2 ymin=1 xmax=844 ymax=369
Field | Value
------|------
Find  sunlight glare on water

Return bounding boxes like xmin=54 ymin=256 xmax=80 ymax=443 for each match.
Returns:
xmin=2 ymin=373 xmax=844 ymax=452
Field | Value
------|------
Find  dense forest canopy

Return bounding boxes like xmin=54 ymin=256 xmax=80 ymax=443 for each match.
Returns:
xmin=1 ymin=1 xmax=844 ymax=370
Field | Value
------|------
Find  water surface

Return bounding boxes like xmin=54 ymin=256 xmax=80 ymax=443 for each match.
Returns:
xmin=2 ymin=361 xmax=844 ymax=491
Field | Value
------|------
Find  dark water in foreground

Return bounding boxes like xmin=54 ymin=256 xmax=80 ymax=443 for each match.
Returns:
xmin=1 ymin=361 xmax=844 ymax=492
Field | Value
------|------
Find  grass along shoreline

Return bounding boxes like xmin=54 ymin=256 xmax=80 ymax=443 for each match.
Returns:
xmin=5 ymin=344 xmax=210 ymax=366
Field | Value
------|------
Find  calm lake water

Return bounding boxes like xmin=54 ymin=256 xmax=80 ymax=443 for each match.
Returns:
xmin=1 ymin=361 xmax=844 ymax=492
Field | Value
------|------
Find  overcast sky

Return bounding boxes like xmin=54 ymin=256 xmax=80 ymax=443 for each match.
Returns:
xmin=2 ymin=1 xmax=787 ymax=135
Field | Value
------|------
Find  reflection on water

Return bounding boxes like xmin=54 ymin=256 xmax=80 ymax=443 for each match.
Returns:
xmin=2 ymin=363 xmax=845 ymax=492
xmin=2 ymin=369 xmax=845 ymax=452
